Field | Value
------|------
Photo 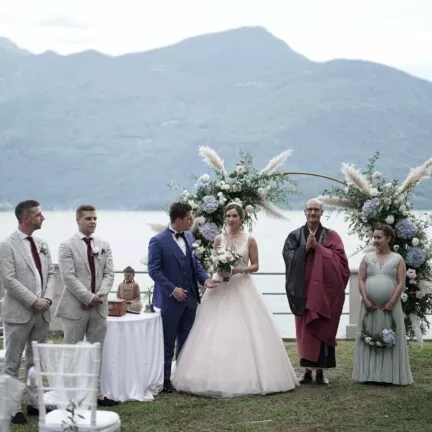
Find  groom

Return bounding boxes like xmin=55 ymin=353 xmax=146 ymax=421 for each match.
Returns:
xmin=148 ymin=202 xmax=219 ymax=392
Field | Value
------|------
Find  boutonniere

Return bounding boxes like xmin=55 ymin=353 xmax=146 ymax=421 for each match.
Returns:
xmin=39 ymin=243 xmax=48 ymax=255
xmin=92 ymin=247 xmax=106 ymax=258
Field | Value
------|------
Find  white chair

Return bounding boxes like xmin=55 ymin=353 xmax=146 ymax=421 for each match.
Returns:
xmin=0 ymin=375 xmax=25 ymax=432
xmin=32 ymin=341 xmax=121 ymax=432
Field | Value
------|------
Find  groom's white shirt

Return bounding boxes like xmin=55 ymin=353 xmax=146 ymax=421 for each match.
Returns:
xmin=168 ymin=225 xmax=186 ymax=255
xmin=16 ymin=229 xmax=42 ymax=297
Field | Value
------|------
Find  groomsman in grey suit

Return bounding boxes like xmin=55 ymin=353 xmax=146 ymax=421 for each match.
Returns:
xmin=0 ymin=200 xmax=55 ymax=425
xmin=55 ymin=204 xmax=117 ymax=406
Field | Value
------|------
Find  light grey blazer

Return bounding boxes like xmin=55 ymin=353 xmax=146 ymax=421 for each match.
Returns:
xmin=55 ymin=234 xmax=115 ymax=320
xmin=0 ymin=231 xmax=56 ymax=324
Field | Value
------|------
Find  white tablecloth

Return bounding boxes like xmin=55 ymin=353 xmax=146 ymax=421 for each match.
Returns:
xmin=100 ymin=312 xmax=164 ymax=402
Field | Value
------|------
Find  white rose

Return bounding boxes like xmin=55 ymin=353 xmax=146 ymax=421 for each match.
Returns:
xmin=192 ymin=242 xmax=198 ymax=249
xmin=385 ymin=215 xmax=394 ymax=225
xmin=231 ymin=184 xmax=238 ymax=192
xmin=344 ymin=187 xmax=349 ymax=193
xmin=195 ymin=216 xmax=206 ymax=226
xmin=372 ymin=171 xmax=382 ymax=179
xmin=188 ymin=200 xmax=198 ymax=209
xmin=369 ymin=188 xmax=379 ymax=197
xmin=258 ymin=187 xmax=266 ymax=199
xmin=223 ymin=184 xmax=230 ymax=191
xmin=412 ymin=237 xmax=420 ymax=247
xmin=245 ymin=205 xmax=254 ymax=214
xmin=235 ymin=165 xmax=246 ymax=175
xmin=181 ymin=189 xmax=190 ymax=197
xmin=401 ymin=293 xmax=408 ymax=302
xmin=375 ymin=341 xmax=382 ymax=347
xmin=199 ymin=174 xmax=210 ymax=183
xmin=384 ymin=182 xmax=393 ymax=188
xmin=399 ymin=204 xmax=407 ymax=212
xmin=92 ymin=247 xmax=100 ymax=255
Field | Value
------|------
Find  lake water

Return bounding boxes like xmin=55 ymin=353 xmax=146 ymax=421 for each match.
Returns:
xmin=1 ymin=210 xmax=431 ymax=339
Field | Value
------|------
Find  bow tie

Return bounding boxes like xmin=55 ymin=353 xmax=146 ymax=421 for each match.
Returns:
xmin=171 ymin=230 xmax=185 ymax=239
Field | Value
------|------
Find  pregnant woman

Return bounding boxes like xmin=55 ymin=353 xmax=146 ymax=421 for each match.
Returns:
xmin=353 ymin=223 xmax=413 ymax=385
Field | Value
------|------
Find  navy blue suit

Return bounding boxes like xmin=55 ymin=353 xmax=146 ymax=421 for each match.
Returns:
xmin=148 ymin=227 xmax=209 ymax=382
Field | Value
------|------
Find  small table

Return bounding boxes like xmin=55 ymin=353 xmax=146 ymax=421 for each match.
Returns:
xmin=100 ymin=312 xmax=164 ymax=402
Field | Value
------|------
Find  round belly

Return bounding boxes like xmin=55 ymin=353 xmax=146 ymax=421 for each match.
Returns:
xmin=365 ymin=274 xmax=396 ymax=306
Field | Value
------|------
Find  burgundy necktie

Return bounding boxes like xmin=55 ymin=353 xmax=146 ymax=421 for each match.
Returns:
xmin=26 ymin=236 xmax=43 ymax=286
xmin=83 ymin=237 xmax=96 ymax=293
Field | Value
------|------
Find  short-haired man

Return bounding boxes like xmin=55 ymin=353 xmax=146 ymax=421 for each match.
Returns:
xmin=55 ymin=205 xmax=117 ymax=406
xmin=0 ymin=200 xmax=55 ymax=424
xmin=148 ymin=202 xmax=219 ymax=393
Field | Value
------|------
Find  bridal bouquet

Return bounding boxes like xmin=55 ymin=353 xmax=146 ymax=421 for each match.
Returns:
xmin=211 ymin=247 xmax=242 ymax=282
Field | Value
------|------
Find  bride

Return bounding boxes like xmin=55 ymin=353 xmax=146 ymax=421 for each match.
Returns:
xmin=172 ymin=202 xmax=299 ymax=397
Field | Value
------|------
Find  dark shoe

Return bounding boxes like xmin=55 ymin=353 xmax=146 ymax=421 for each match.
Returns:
xmin=315 ymin=370 xmax=329 ymax=385
xmin=97 ymin=397 xmax=120 ymax=407
xmin=299 ymin=369 xmax=313 ymax=384
xmin=27 ymin=405 xmax=53 ymax=416
xmin=11 ymin=412 xmax=27 ymax=425
xmin=162 ymin=380 xmax=173 ymax=393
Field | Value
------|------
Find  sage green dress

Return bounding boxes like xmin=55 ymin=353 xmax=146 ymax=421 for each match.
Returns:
xmin=353 ymin=252 xmax=413 ymax=385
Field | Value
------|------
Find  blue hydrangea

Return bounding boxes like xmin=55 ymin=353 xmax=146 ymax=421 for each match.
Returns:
xmin=202 ymin=195 xmax=219 ymax=214
xmin=381 ymin=329 xmax=396 ymax=346
xmin=406 ymin=247 xmax=426 ymax=268
xmin=395 ymin=218 xmax=417 ymax=239
xmin=199 ymin=222 xmax=218 ymax=241
xmin=362 ymin=198 xmax=380 ymax=218
xmin=194 ymin=180 xmax=207 ymax=193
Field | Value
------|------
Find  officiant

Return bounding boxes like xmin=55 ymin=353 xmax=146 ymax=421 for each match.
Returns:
xmin=282 ymin=198 xmax=350 ymax=385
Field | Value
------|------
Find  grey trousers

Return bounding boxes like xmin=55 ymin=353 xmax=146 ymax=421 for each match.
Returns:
xmin=61 ymin=308 xmax=107 ymax=346
xmin=61 ymin=309 xmax=108 ymax=397
xmin=4 ymin=313 xmax=49 ymax=412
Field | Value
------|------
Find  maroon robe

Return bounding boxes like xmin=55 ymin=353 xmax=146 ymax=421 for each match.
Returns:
xmin=283 ymin=226 xmax=350 ymax=367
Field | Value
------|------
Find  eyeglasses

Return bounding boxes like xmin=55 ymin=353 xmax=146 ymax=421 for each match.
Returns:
xmin=305 ymin=208 xmax=322 ymax=213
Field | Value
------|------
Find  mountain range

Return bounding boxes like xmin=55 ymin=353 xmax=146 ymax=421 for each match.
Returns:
xmin=0 ymin=26 xmax=431 ymax=210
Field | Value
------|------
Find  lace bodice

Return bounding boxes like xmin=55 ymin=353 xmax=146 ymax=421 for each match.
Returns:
xmin=219 ymin=231 xmax=250 ymax=266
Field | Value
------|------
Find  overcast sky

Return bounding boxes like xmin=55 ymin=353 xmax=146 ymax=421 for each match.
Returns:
xmin=0 ymin=0 xmax=431 ymax=81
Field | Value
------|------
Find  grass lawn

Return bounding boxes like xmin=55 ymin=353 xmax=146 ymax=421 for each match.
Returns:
xmin=11 ymin=340 xmax=432 ymax=432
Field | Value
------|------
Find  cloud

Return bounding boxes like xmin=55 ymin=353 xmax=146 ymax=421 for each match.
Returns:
xmin=39 ymin=16 xmax=92 ymax=30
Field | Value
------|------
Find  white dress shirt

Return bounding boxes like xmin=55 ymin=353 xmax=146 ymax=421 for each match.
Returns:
xmin=169 ymin=225 xmax=186 ymax=255
xmin=78 ymin=232 xmax=95 ymax=252
xmin=16 ymin=229 xmax=42 ymax=297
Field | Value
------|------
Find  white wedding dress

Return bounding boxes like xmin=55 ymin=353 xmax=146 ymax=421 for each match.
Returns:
xmin=172 ymin=232 xmax=299 ymax=397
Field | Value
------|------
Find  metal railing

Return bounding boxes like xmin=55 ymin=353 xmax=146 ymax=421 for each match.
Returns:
xmin=112 ymin=270 xmax=351 ymax=316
